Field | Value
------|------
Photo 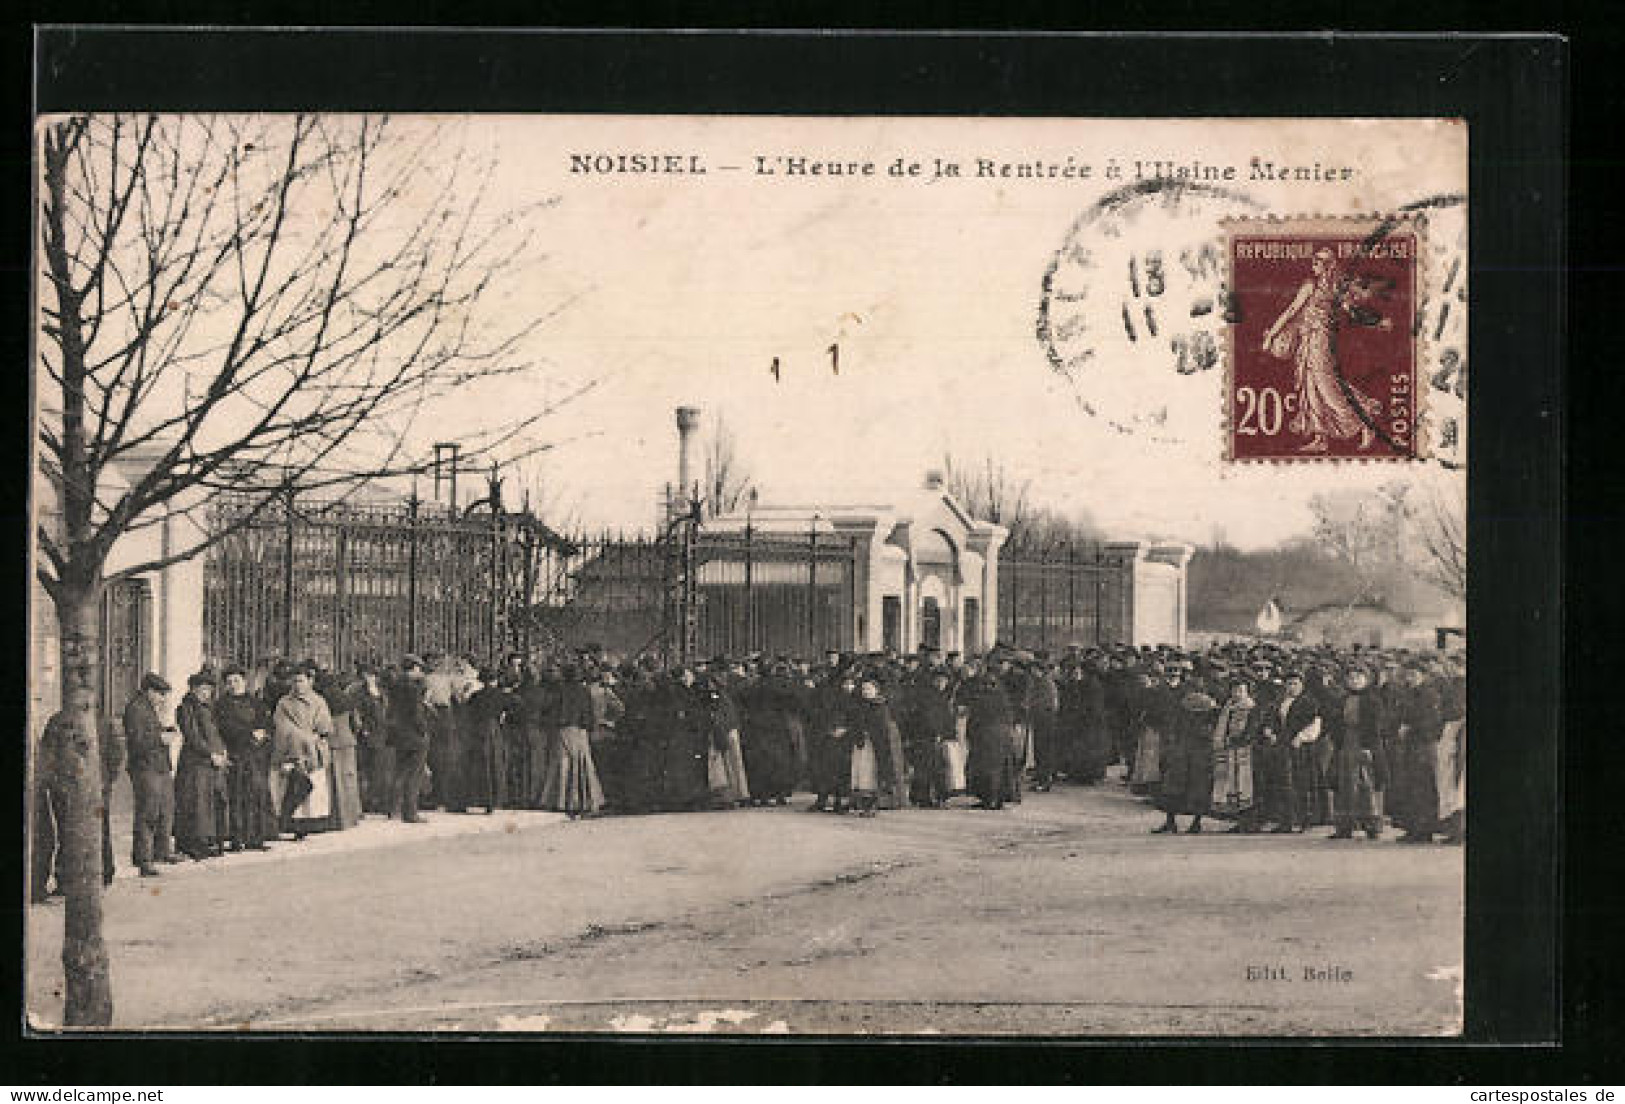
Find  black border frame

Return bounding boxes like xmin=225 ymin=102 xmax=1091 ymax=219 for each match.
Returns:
xmin=12 ymin=26 xmax=1570 ymax=1084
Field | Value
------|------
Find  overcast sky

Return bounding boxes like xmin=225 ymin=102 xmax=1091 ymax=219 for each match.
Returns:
xmin=377 ymin=116 xmax=1466 ymax=548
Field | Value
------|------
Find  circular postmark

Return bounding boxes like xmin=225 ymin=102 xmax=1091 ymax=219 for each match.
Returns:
xmin=1036 ymin=179 xmax=1265 ymax=446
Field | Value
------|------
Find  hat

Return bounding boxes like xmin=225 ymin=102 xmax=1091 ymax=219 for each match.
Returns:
xmin=222 ymin=663 xmax=247 ymax=680
xmin=140 ymin=671 xmax=172 ymax=693
xmin=401 ymin=653 xmax=425 ymax=672
xmin=188 ymin=668 xmax=218 ymax=689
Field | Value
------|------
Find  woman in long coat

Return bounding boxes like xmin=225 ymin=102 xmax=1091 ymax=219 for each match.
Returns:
xmin=1153 ymin=688 xmax=1219 ymax=834
xmin=174 ymin=671 xmax=229 ymax=859
xmin=273 ymin=663 xmax=334 ymax=837
xmin=1326 ymin=666 xmax=1389 ymax=839
xmin=700 ymin=675 xmax=751 ymax=807
xmin=739 ymin=668 xmax=800 ymax=805
xmin=216 ymin=666 xmax=274 ymax=850
xmin=317 ymin=670 xmax=363 ymax=830
xmin=517 ymin=669 xmax=561 ymax=809
xmin=539 ymin=665 xmax=605 ymax=818
xmin=1209 ymin=680 xmax=1259 ymax=830
xmin=964 ymin=672 xmax=1016 ymax=811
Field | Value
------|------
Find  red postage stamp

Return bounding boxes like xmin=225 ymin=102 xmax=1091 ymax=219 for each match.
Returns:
xmin=1225 ymin=216 xmax=1423 ymax=461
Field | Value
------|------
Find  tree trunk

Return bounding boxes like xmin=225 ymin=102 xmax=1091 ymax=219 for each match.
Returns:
xmin=52 ymin=582 xmax=114 ymax=1026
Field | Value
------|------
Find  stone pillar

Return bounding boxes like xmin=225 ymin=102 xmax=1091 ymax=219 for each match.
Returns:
xmin=1147 ymin=542 xmax=1196 ymax=647
xmin=1103 ymin=541 xmax=1147 ymax=645
xmin=964 ymin=523 xmax=1009 ymax=651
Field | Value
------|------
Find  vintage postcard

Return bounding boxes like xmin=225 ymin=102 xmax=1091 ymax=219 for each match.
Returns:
xmin=28 ymin=114 xmax=1467 ymax=1035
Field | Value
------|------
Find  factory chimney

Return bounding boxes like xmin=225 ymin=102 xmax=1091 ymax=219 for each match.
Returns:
xmin=675 ymin=406 xmax=702 ymax=511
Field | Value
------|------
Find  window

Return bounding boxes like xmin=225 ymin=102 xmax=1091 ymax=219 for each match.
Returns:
xmin=882 ymin=595 xmax=901 ymax=653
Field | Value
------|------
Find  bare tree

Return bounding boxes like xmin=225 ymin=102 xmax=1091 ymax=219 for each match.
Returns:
xmin=702 ymin=413 xmax=756 ymax=519
xmin=943 ymin=453 xmax=1099 ymax=553
xmin=1306 ymin=482 xmax=1415 ymax=605
xmin=34 ymin=114 xmax=574 ymax=1025
xmin=1407 ymin=481 xmax=1467 ymax=602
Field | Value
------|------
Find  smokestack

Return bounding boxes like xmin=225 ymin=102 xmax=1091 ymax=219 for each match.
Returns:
xmin=675 ymin=406 xmax=702 ymax=503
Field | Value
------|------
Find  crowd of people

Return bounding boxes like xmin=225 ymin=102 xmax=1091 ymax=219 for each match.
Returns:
xmin=30 ymin=637 xmax=1467 ymax=898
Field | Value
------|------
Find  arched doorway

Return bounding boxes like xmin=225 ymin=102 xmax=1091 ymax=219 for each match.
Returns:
xmin=920 ymin=596 xmax=942 ymax=651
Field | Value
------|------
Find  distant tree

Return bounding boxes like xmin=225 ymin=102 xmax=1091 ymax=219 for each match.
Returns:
xmin=1405 ymin=479 xmax=1467 ymax=603
xmin=702 ymin=414 xmax=756 ymax=519
xmin=35 ymin=114 xmax=575 ymax=1025
xmin=942 ymin=453 xmax=1099 ymax=553
xmin=1307 ymin=483 xmax=1414 ymax=604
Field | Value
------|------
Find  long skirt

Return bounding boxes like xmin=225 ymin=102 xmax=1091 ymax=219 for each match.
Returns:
xmin=967 ymin=724 xmax=1016 ymax=806
xmin=708 ymin=729 xmax=751 ymax=803
xmin=1252 ymin=743 xmax=1296 ymax=826
xmin=1130 ymin=725 xmax=1162 ymax=791
xmin=1210 ymin=745 xmax=1255 ymax=818
xmin=742 ymin=723 xmax=798 ymax=800
xmin=879 ymin=719 xmax=908 ymax=809
xmin=227 ymin=752 xmax=275 ymax=846
xmin=1156 ymin=734 xmax=1213 ymax=816
xmin=1437 ymin=720 xmax=1466 ymax=820
xmin=328 ymin=745 xmax=363 ymax=830
xmin=173 ymin=760 xmax=227 ymax=852
xmin=942 ymin=737 xmax=969 ymax=794
xmin=1332 ymin=745 xmax=1384 ymax=824
xmin=850 ymin=739 xmax=879 ymax=793
xmin=358 ymin=743 xmax=394 ymax=815
xmin=523 ymin=726 xmax=553 ymax=809
xmin=540 ymin=725 xmax=604 ymax=815
xmin=270 ymin=764 xmax=331 ymax=831
xmin=809 ymin=733 xmax=847 ymax=797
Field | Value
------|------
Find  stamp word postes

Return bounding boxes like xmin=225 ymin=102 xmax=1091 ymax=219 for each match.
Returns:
xmin=1226 ymin=220 xmax=1421 ymax=462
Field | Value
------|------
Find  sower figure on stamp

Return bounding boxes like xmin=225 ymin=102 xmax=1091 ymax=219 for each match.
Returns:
xmin=1261 ymin=246 xmax=1390 ymax=455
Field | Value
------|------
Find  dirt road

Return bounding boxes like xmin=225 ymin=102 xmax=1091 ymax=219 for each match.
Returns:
xmin=27 ymin=777 xmax=1462 ymax=1035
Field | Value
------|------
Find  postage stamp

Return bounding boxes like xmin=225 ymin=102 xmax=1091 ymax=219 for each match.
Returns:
xmin=1224 ymin=216 xmax=1424 ymax=461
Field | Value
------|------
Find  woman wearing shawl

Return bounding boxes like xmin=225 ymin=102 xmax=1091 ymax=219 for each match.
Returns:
xmin=1153 ymin=687 xmax=1218 ymax=834
xmin=1210 ymin=680 xmax=1259 ymax=831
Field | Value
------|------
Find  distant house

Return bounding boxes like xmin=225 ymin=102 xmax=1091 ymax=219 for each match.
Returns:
xmin=1283 ymin=599 xmax=1435 ymax=649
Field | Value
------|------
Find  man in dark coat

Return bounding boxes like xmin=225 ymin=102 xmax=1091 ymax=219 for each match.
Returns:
xmin=1027 ymin=660 xmax=1062 ymax=792
xmin=174 ymin=670 xmax=229 ymax=860
xmin=905 ymin=669 xmax=957 ymax=807
xmin=216 ymin=665 xmax=273 ymax=850
xmin=387 ymin=655 xmax=432 ymax=822
xmin=804 ymin=669 xmax=854 ymax=813
xmin=739 ymin=666 xmax=800 ymax=805
xmin=1388 ymin=664 xmax=1445 ymax=842
xmin=1326 ymin=665 xmax=1389 ymax=839
xmin=465 ymin=669 xmax=514 ymax=814
xmin=124 ymin=672 xmax=179 ymax=876
xmin=964 ymin=670 xmax=1016 ymax=810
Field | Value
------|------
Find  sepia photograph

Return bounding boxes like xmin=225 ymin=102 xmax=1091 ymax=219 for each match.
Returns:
xmin=26 ymin=112 xmax=1470 ymax=1036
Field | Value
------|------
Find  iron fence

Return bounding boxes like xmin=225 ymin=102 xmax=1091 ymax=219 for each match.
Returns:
xmin=996 ymin=542 xmax=1132 ymax=651
xmin=203 ymin=495 xmax=859 ymax=673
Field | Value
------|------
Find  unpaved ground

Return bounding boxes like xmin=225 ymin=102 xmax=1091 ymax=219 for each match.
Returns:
xmin=27 ymin=777 xmax=1462 ymax=1035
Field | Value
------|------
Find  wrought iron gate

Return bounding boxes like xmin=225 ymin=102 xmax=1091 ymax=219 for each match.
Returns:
xmin=204 ymin=494 xmax=859 ymax=673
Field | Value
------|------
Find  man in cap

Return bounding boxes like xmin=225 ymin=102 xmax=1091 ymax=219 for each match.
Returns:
xmin=389 ymin=654 xmax=432 ymax=823
xmin=124 ymin=672 xmax=180 ymax=876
